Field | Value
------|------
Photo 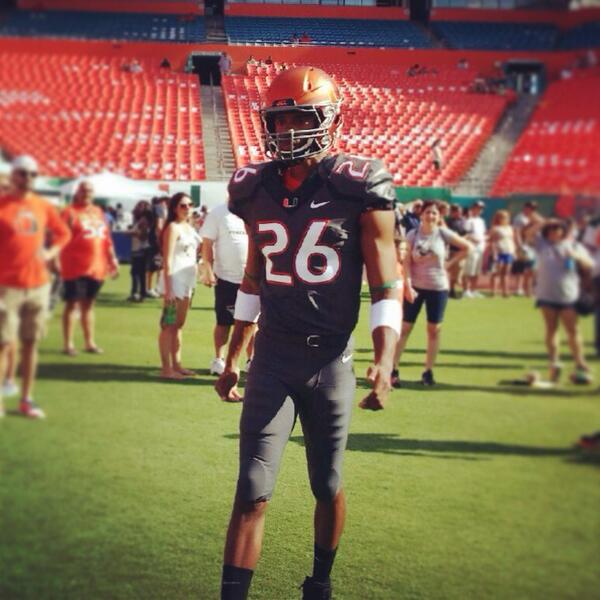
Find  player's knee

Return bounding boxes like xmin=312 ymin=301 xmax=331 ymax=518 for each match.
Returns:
xmin=310 ymin=469 xmax=340 ymax=502
xmin=236 ymin=457 xmax=274 ymax=503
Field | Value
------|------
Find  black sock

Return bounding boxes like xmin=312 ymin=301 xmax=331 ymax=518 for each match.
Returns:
xmin=221 ymin=565 xmax=253 ymax=600
xmin=312 ymin=544 xmax=337 ymax=583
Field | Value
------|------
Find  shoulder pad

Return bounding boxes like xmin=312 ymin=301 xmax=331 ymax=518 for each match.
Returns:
xmin=227 ymin=162 xmax=269 ymax=222
xmin=324 ymin=154 xmax=395 ymax=211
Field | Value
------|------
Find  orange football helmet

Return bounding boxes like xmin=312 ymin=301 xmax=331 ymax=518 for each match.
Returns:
xmin=260 ymin=66 xmax=342 ymax=162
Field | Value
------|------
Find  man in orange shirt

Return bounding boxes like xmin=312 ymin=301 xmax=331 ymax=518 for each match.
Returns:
xmin=60 ymin=181 xmax=118 ymax=355
xmin=0 ymin=156 xmax=71 ymax=418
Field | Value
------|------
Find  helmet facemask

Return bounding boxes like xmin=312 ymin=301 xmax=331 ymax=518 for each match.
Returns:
xmin=260 ymin=102 xmax=341 ymax=163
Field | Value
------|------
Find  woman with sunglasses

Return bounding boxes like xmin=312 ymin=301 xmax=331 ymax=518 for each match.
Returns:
xmin=158 ymin=193 xmax=201 ymax=379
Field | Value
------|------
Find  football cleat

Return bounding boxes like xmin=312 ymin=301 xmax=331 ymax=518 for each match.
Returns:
xmin=300 ymin=576 xmax=331 ymax=600
xmin=390 ymin=369 xmax=401 ymax=389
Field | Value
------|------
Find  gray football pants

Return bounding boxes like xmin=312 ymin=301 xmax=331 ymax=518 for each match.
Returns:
xmin=236 ymin=332 xmax=355 ymax=504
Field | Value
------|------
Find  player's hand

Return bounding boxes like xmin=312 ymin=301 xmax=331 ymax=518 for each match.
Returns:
xmin=359 ymin=364 xmax=392 ymax=411
xmin=405 ymin=286 xmax=418 ymax=304
xmin=202 ymin=271 xmax=217 ymax=287
xmin=215 ymin=368 xmax=242 ymax=403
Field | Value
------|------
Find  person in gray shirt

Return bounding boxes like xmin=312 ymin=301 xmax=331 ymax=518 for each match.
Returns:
xmin=526 ymin=218 xmax=594 ymax=384
xmin=395 ymin=201 xmax=472 ymax=386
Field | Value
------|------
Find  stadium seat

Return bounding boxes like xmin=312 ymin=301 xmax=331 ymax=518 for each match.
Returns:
xmin=0 ymin=52 xmax=206 ymax=180
xmin=223 ymin=63 xmax=508 ymax=188
xmin=0 ymin=10 xmax=206 ymax=43
xmin=224 ymin=17 xmax=432 ymax=48
xmin=492 ymin=70 xmax=600 ymax=196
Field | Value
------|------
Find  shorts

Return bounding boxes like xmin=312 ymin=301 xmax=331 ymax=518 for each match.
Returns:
xmin=62 ymin=277 xmax=103 ymax=302
xmin=496 ymin=253 xmax=514 ymax=266
xmin=157 ymin=270 xmax=196 ymax=300
xmin=464 ymin=247 xmax=484 ymax=277
xmin=536 ymin=300 xmax=576 ymax=311
xmin=512 ymin=259 xmax=535 ymax=275
xmin=236 ymin=330 xmax=354 ymax=503
xmin=0 ymin=283 xmax=50 ymax=344
xmin=403 ymin=288 xmax=449 ymax=324
xmin=215 ymin=278 xmax=239 ymax=326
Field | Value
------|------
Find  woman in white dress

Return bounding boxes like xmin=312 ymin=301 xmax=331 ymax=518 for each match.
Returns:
xmin=158 ymin=193 xmax=201 ymax=379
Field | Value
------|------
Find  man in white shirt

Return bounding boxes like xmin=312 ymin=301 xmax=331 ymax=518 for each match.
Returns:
xmin=200 ymin=202 xmax=252 ymax=375
xmin=463 ymin=201 xmax=487 ymax=298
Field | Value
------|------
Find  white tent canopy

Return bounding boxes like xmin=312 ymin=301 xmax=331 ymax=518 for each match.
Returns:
xmin=60 ymin=171 xmax=161 ymax=211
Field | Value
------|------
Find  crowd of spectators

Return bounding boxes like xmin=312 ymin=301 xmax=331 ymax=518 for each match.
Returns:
xmin=394 ymin=197 xmax=599 ymax=384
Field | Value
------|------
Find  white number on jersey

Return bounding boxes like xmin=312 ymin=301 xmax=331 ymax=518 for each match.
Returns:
xmin=258 ymin=220 xmax=340 ymax=286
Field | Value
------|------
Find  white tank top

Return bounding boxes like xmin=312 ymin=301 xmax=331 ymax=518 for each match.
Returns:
xmin=171 ymin=224 xmax=201 ymax=277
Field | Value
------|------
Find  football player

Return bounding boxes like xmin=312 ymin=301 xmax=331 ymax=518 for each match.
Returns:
xmin=215 ymin=66 xmax=400 ymax=600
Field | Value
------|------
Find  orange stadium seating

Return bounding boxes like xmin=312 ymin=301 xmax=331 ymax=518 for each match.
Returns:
xmin=223 ymin=62 xmax=509 ymax=188
xmin=0 ymin=52 xmax=205 ymax=181
xmin=492 ymin=70 xmax=600 ymax=196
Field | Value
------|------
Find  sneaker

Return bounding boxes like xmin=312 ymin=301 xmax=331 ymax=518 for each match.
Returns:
xmin=577 ymin=431 xmax=600 ymax=451
xmin=391 ymin=368 xmax=401 ymax=389
xmin=515 ymin=288 xmax=525 ymax=296
xmin=300 ymin=576 xmax=331 ymax=600
xmin=19 ymin=399 xmax=46 ymax=419
xmin=549 ymin=363 xmax=563 ymax=383
xmin=210 ymin=357 xmax=225 ymax=375
xmin=472 ymin=291 xmax=485 ymax=298
xmin=463 ymin=290 xmax=474 ymax=299
xmin=2 ymin=380 xmax=19 ymax=398
xmin=145 ymin=289 xmax=160 ymax=298
xmin=570 ymin=368 xmax=593 ymax=385
xmin=242 ymin=358 xmax=252 ymax=373
xmin=421 ymin=369 xmax=436 ymax=386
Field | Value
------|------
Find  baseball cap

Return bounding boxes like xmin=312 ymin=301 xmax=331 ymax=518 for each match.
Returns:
xmin=12 ymin=155 xmax=39 ymax=173
xmin=471 ymin=200 xmax=485 ymax=209
xmin=524 ymin=201 xmax=538 ymax=209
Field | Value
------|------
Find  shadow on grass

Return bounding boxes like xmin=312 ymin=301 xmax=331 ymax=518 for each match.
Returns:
xmin=355 ymin=377 xmax=595 ymax=398
xmin=352 ymin=358 xmax=522 ymax=370
xmin=37 ymin=362 xmax=216 ymax=386
xmin=224 ymin=432 xmax=595 ymax=464
xmin=355 ymin=347 xmax=548 ymax=361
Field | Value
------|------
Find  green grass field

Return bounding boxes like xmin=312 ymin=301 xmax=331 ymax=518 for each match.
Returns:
xmin=2 ymin=276 xmax=599 ymax=600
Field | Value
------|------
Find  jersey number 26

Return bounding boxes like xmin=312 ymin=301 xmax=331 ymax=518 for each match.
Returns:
xmin=258 ymin=220 xmax=340 ymax=286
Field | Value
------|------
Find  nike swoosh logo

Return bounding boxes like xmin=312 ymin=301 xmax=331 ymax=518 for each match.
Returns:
xmin=310 ymin=200 xmax=330 ymax=209
xmin=341 ymin=354 xmax=353 ymax=364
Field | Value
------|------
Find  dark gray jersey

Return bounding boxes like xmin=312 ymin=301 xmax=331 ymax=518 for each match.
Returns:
xmin=228 ymin=153 xmax=395 ymax=336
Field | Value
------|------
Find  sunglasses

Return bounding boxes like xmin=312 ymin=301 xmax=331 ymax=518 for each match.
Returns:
xmin=178 ymin=203 xmax=193 ymax=209
xmin=16 ymin=169 xmax=38 ymax=178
